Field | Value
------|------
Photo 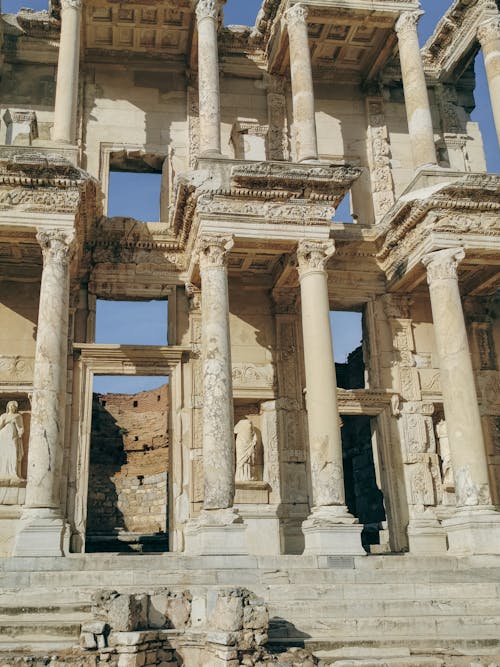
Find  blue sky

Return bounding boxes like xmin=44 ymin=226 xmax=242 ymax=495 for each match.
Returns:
xmin=3 ymin=0 xmax=498 ymax=391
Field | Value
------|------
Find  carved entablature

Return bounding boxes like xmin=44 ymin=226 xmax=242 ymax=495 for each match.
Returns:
xmin=230 ymin=162 xmax=362 ymax=206
xmin=377 ymin=173 xmax=500 ymax=282
xmin=422 ymin=0 xmax=498 ymax=79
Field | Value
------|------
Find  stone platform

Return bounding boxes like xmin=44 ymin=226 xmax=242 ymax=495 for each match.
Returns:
xmin=0 ymin=553 xmax=499 ymax=664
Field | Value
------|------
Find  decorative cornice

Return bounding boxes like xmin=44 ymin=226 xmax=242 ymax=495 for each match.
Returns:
xmin=284 ymin=4 xmax=308 ymax=28
xmin=477 ymin=16 xmax=500 ymax=46
xmin=395 ymin=10 xmax=422 ymax=35
xmin=421 ymin=247 xmax=465 ymax=284
xmin=37 ymin=229 xmax=76 ymax=267
xmin=196 ymin=234 xmax=234 ymax=270
xmin=297 ymin=240 xmax=335 ymax=278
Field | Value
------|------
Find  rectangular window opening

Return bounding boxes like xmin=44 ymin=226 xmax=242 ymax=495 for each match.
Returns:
xmin=330 ymin=309 xmax=365 ymax=389
xmin=95 ymin=299 xmax=168 ymax=346
xmin=86 ymin=375 xmax=170 ymax=553
xmin=332 ymin=192 xmax=356 ymax=224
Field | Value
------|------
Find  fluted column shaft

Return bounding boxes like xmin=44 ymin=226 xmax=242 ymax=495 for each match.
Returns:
xmin=478 ymin=17 xmax=500 ymax=147
xmin=196 ymin=0 xmax=222 ymax=155
xmin=25 ymin=230 xmax=74 ymax=509
xmin=297 ymin=240 xmax=346 ymax=508
xmin=395 ymin=11 xmax=437 ymax=168
xmin=422 ymin=248 xmax=492 ymax=509
xmin=285 ymin=4 xmax=318 ymax=162
xmin=198 ymin=234 xmax=235 ymax=510
xmin=53 ymin=0 xmax=82 ymax=144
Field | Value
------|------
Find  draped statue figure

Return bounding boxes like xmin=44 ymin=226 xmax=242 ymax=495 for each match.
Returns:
xmin=0 ymin=401 xmax=24 ymax=481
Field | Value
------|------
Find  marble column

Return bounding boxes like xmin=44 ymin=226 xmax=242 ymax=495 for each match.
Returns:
xmin=395 ymin=11 xmax=438 ymax=168
xmin=297 ymin=240 xmax=364 ymax=555
xmin=422 ymin=248 xmax=500 ymax=555
xmin=15 ymin=230 xmax=74 ymax=557
xmin=184 ymin=234 xmax=246 ymax=555
xmin=195 ymin=0 xmax=222 ymax=155
xmin=53 ymin=0 xmax=82 ymax=144
xmin=285 ymin=4 xmax=318 ymax=163
xmin=478 ymin=17 xmax=500 ymax=147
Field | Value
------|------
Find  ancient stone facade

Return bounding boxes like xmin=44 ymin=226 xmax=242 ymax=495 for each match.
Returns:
xmin=0 ymin=0 xmax=499 ymax=663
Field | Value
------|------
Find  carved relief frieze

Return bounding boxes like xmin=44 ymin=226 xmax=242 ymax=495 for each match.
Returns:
xmin=265 ymin=74 xmax=289 ymax=161
xmin=187 ymin=86 xmax=200 ymax=169
xmin=365 ymin=98 xmax=395 ymax=220
xmin=0 ymin=356 xmax=35 ymax=385
xmin=232 ymin=363 xmax=276 ymax=391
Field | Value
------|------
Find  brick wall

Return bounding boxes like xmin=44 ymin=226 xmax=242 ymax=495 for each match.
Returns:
xmin=86 ymin=384 xmax=169 ymax=540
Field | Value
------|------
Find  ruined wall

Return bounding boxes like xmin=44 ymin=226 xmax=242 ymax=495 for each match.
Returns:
xmin=86 ymin=384 xmax=169 ymax=542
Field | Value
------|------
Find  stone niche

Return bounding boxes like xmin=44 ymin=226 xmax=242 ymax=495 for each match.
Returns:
xmin=0 ymin=394 xmax=30 ymax=506
xmin=86 ymin=384 xmax=169 ymax=552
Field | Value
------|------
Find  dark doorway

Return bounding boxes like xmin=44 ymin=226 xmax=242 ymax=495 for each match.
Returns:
xmin=341 ymin=414 xmax=386 ymax=551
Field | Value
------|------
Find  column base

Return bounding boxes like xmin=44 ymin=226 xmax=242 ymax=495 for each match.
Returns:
xmin=302 ymin=506 xmax=365 ymax=556
xmin=443 ymin=506 xmax=500 ymax=555
xmin=184 ymin=508 xmax=248 ymax=556
xmin=13 ymin=508 xmax=67 ymax=557
xmin=408 ymin=515 xmax=448 ymax=554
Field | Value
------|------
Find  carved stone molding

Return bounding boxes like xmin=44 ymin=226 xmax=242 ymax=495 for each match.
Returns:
xmin=422 ymin=247 xmax=465 ymax=284
xmin=284 ymin=4 xmax=308 ymax=27
xmin=296 ymin=239 xmax=335 ymax=277
xmin=185 ymin=282 xmax=202 ymax=311
xmin=36 ymin=229 xmax=76 ymax=267
xmin=195 ymin=0 xmax=218 ymax=22
xmin=0 ymin=356 xmax=35 ymax=385
xmin=477 ymin=16 xmax=500 ymax=46
xmin=395 ymin=10 xmax=423 ymax=35
xmin=196 ymin=234 xmax=234 ymax=270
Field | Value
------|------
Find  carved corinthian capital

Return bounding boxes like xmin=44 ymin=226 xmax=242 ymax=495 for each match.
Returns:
xmin=36 ymin=229 xmax=76 ymax=267
xmin=297 ymin=240 xmax=335 ymax=278
xmin=196 ymin=234 xmax=234 ymax=271
xmin=284 ymin=3 xmax=308 ymax=27
xmin=196 ymin=0 xmax=218 ymax=22
xmin=422 ymin=248 xmax=465 ymax=285
xmin=60 ymin=0 xmax=83 ymax=10
xmin=395 ymin=10 xmax=422 ymax=35
xmin=477 ymin=16 xmax=500 ymax=47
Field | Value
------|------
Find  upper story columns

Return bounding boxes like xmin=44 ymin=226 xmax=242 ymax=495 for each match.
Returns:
xmin=285 ymin=4 xmax=319 ymax=162
xmin=395 ymin=11 xmax=438 ymax=168
xmin=53 ymin=0 xmax=82 ymax=144
xmin=477 ymin=16 xmax=500 ymax=146
xmin=195 ymin=0 xmax=222 ymax=155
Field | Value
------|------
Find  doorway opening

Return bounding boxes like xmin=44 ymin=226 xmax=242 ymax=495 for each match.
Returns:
xmin=85 ymin=375 xmax=170 ymax=553
xmin=341 ymin=414 xmax=386 ymax=551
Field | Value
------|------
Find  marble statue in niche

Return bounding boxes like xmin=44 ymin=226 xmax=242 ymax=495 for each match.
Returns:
xmin=234 ymin=417 xmax=263 ymax=482
xmin=436 ymin=419 xmax=455 ymax=506
xmin=0 ymin=401 xmax=24 ymax=481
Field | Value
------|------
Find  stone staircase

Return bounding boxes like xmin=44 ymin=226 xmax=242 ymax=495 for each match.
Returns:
xmin=0 ymin=554 xmax=499 ymax=661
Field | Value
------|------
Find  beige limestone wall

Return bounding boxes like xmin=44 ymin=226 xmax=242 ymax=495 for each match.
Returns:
xmin=229 ymin=285 xmax=275 ymax=366
xmin=220 ymin=76 xmax=268 ymax=158
xmin=0 ymin=281 xmax=39 ymax=358
xmin=83 ymin=67 xmax=188 ymax=182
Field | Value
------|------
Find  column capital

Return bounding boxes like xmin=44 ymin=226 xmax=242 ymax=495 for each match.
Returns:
xmin=195 ymin=0 xmax=219 ymax=22
xmin=36 ymin=229 xmax=75 ymax=267
xmin=297 ymin=239 xmax=335 ymax=278
xmin=422 ymin=247 xmax=465 ymax=285
xmin=196 ymin=234 xmax=234 ymax=270
xmin=60 ymin=0 xmax=83 ymax=11
xmin=395 ymin=10 xmax=423 ymax=35
xmin=284 ymin=3 xmax=309 ymax=27
xmin=477 ymin=16 xmax=500 ymax=46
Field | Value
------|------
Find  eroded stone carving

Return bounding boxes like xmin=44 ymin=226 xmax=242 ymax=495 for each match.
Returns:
xmin=234 ymin=418 xmax=263 ymax=482
xmin=0 ymin=402 xmax=24 ymax=481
